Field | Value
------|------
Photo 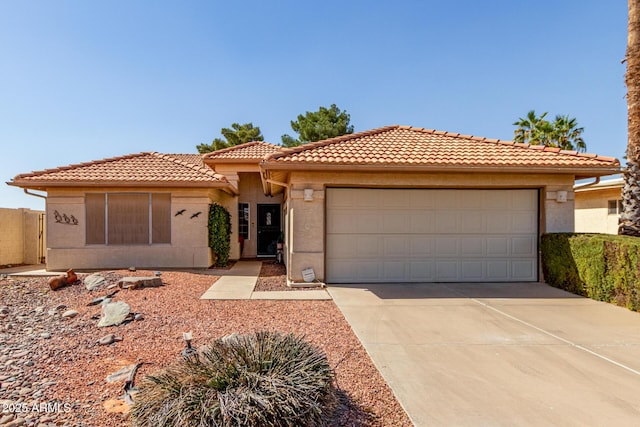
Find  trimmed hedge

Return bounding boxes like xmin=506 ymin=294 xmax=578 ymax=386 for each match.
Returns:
xmin=541 ymin=233 xmax=640 ymax=311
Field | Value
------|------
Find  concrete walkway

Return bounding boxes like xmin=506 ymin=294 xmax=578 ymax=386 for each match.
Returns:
xmin=1 ymin=264 xmax=62 ymax=276
xmin=200 ymin=261 xmax=330 ymax=300
xmin=328 ymin=282 xmax=640 ymax=426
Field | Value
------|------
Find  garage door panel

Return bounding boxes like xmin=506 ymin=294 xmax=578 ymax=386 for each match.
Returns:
xmin=436 ymin=261 xmax=459 ymax=280
xmin=383 ymin=237 xmax=407 ymax=257
xmin=459 ymin=191 xmax=484 ymax=209
xmin=356 ymin=214 xmax=382 ymax=233
xmin=326 ymin=189 xmax=538 ymax=283
xmin=383 ymin=211 xmax=411 ymax=233
xmin=410 ymin=237 xmax=434 ymax=256
xmin=327 ymin=212 xmax=356 ymax=233
xmin=435 ymin=212 xmax=458 ymax=233
xmin=512 ymin=236 xmax=536 ymax=256
xmin=511 ymin=212 xmax=537 ymax=233
xmin=356 ymin=236 xmax=381 ymax=257
xmin=410 ymin=213 xmax=435 ymax=233
xmin=486 ymin=212 xmax=511 ymax=233
xmin=355 ymin=190 xmax=379 ymax=208
xmin=435 ymin=237 xmax=458 ymax=256
xmin=459 ymin=214 xmax=484 ymax=233
xmin=486 ymin=261 xmax=509 ymax=279
xmin=409 ymin=261 xmax=435 ymax=280
xmin=356 ymin=262 xmax=381 ymax=280
xmin=460 ymin=237 xmax=484 ymax=256
xmin=409 ymin=190 xmax=434 ymax=208
xmin=461 ymin=261 xmax=484 ymax=280
xmin=512 ymin=260 xmax=536 ymax=280
xmin=511 ymin=190 xmax=538 ymax=210
xmin=486 ymin=237 xmax=509 ymax=256
xmin=326 ymin=235 xmax=356 ymax=257
xmin=383 ymin=261 xmax=406 ymax=280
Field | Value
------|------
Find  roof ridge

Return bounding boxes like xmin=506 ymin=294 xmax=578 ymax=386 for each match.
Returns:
xmin=12 ymin=152 xmax=150 ymax=180
xmin=150 ymin=152 xmax=218 ymax=177
xmin=264 ymin=125 xmax=401 ymax=161
xmin=202 ymin=141 xmax=279 ymax=158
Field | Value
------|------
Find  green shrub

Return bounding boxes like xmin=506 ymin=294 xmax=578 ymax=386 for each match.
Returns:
xmin=130 ymin=331 xmax=338 ymax=427
xmin=541 ymin=233 xmax=640 ymax=310
xmin=208 ymin=203 xmax=231 ymax=267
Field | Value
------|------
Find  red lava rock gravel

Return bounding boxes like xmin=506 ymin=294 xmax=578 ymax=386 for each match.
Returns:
xmin=0 ymin=269 xmax=412 ymax=426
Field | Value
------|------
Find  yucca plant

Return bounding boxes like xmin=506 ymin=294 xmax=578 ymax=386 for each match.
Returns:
xmin=131 ymin=331 xmax=338 ymax=427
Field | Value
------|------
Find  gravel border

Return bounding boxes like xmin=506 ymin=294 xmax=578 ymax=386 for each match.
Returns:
xmin=0 ymin=270 xmax=412 ymax=426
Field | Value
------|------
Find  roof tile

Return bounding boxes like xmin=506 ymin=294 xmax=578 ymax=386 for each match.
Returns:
xmin=10 ymin=152 xmax=227 ymax=185
xmin=202 ymin=141 xmax=282 ymax=160
xmin=263 ymin=125 xmax=620 ymax=169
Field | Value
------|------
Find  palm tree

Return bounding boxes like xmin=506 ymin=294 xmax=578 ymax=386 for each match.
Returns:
xmin=513 ymin=110 xmax=548 ymax=144
xmin=551 ymin=115 xmax=586 ymax=152
xmin=513 ymin=111 xmax=587 ymax=151
xmin=620 ymin=0 xmax=640 ymax=236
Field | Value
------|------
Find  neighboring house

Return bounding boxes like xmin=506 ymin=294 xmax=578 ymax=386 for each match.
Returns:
xmin=574 ymin=177 xmax=623 ymax=234
xmin=8 ymin=125 xmax=619 ymax=283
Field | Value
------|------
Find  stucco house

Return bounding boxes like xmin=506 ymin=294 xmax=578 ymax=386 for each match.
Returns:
xmin=574 ymin=177 xmax=623 ymax=234
xmin=8 ymin=125 xmax=619 ymax=283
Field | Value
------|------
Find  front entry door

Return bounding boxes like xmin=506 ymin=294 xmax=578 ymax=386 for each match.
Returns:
xmin=257 ymin=204 xmax=281 ymax=256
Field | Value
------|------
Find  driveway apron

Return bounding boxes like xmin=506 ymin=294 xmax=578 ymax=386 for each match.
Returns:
xmin=328 ymin=282 xmax=640 ymax=427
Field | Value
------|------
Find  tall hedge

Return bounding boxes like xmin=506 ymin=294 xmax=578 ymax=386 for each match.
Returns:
xmin=541 ymin=233 xmax=640 ymax=311
xmin=208 ymin=203 xmax=231 ymax=267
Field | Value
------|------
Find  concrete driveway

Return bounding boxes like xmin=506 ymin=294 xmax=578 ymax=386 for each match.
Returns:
xmin=327 ymin=282 xmax=640 ymax=427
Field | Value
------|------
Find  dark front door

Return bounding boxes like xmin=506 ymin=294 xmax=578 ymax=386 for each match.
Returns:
xmin=257 ymin=204 xmax=281 ymax=256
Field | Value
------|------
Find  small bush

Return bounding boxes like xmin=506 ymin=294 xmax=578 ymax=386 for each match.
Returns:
xmin=131 ymin=331 xmax=338 ymax=427
xmin=541 ymin=233 xmax=640 ymax=310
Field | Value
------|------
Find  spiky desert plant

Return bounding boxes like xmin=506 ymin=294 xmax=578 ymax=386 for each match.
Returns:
xmin=130 ymin=331 xmax=338 ymax=427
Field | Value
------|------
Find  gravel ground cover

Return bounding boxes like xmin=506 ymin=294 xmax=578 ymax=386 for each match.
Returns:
xmin=254 ymin=262 xmax=321 ymax=291
xmin=0 ymin=269 xmax=411 ymax=426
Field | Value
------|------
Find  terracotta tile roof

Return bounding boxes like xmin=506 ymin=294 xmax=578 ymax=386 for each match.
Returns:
xmin=263 ymin=125 xmax=620 ymax=171
xmin=9 ymin=152 xmax=228 ymax=187
xmin=203 ymin=141 xmax=282 ymax=161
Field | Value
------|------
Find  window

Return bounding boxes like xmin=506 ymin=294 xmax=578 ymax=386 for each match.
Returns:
xmin=608 ymin=199 xmax=623 ymax=215
xmin=85 ymin=193 xmax=171 ymax=245
xmin=238 ymin=202 xmax=250 ymax=240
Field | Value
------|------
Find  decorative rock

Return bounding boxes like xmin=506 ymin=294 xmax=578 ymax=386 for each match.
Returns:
xmin=84 ymin=273 xmax=107 ymax=291
xmin=0 ymin=306 xmax=9 ymax=315
xmin=7 ymin=417 xmax=25 ymax=427
xmin=97 ymin=302 xmax=130 ymax=327
xmin=117 ymin=276 xmax=162 ymax=290
xmin=134 ymin=313 xmax=144 ymax=321
xmin=40 ymin=332 xmax=51 ymax=339
xmin=128 ymin=266 xmax=136 ymax=272
xmin=97 ymin=334 xmax=116 ymax=345
xmin=106 ymin=363 xmax=138 ymax=383
xmin=61 ymin=310 xmax=78 ymax=319
xmin=0 ymin=415 xmax=14 ymax=424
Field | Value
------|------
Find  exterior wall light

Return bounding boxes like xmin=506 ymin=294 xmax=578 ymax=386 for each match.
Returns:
xmin=303 ymin=189 xmax=314 ymax=201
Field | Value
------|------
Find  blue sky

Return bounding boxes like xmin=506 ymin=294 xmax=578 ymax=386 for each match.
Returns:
xmin=1 ymin=1 xmax=628 ymax=210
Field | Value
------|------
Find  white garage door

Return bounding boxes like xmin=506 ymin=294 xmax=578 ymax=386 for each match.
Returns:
xmin=326 ymin=188 xmax=538 ymax=283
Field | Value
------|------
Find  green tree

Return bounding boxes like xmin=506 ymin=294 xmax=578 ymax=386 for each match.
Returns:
xmin=197 ymin=122 xmax=264 ymax=154
xmin=513 ymin=110 xmax=586 ymax=152
xmin=281 ymin=104 xmax=354 ymax=147
xmin=551 ymin=115 xmax=586 ymax=152
xmin=513 ymin=110 xmax=549 ymax=145
xmin=620 ymin=0 xmax=640 ymax=236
